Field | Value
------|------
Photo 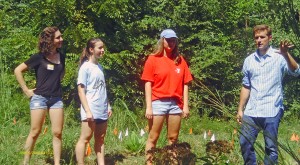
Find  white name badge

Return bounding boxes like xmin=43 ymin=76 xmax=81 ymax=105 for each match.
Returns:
xmin=47 ymin=64 xmax=54 ymax=70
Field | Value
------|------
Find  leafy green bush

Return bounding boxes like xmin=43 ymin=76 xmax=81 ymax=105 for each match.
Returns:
xmin=124 ymin=131 xmax=146 ymax=153
xmin=200 ymin=140 xmax=233 ymax=165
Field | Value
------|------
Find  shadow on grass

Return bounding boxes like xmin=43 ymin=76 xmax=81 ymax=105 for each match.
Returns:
xmin=45 ymin=147 xmax=76 ymax=164
xmin=105 ymin=153 xmax=126 ymax=165
xmin=44 ymin=151 xmax=126 ymax=165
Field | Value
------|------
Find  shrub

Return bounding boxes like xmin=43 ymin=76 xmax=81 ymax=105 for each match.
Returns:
xmin=200 ymin=140 xmax=233 ymax=165
xmin=147 ymin=142 xmax=196 ymax=165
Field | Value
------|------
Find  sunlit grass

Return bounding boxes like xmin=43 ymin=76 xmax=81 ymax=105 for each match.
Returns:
xmin=0 ymin=64 xmax=299 ymax=164
xmin=0 ymin=104 xmax=299 ymax=164
xmin=194 ymin=80 xmax=300 ymax=165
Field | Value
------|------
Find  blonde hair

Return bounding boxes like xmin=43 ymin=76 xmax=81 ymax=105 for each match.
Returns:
xmin=253 ymin=24 xmax=272 ymax=37
xmin=150 ymin=37 xmax=181 ymax=65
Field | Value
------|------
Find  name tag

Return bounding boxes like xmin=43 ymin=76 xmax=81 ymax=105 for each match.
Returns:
xmin=47 ymin=64 xmax=54 ymax=70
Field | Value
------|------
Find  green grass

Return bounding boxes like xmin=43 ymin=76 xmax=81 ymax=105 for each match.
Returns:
xmin=1 ymin=66 xmax=299 ymax=164
xmin=1 ymin=104 xmax=300 ymax=165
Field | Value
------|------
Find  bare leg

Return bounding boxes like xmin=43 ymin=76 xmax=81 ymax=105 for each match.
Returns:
xmin=94 ymin=121 xmax=108 ymax=165
xmin=166 ymin=114 xmax=181 ymax=144
xmin=75 ymin=122 xmax=94 ymax=165
xmin=145 ymin=115 xmax=165 ymax=165
xmin=49 ymin=108 xmax=64 ymax=165
xmin=166 ymin=114 xmax=182 ymax=164
xmin=23 ymin=109 xmax=47 ymax=165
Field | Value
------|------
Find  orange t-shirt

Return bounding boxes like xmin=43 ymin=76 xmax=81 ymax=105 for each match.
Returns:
xmin=141 ymin=55 xmax=193 ymax=109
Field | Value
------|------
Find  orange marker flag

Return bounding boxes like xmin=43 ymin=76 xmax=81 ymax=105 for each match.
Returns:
xmin=13 ymin=117 xmax=17 ymax=125
xmin=207 ymin=130 xmax=212 ymax=136
xmin=295 ymin=134 xmax=299 ymax=142
xmin=113 ymin=128 xmax=118 ymax=136
xmin=230 ymin=128 xmax=237 ymax=148
xmin=43 ymin=126 xmax=48 ymax=135
xmin=291 ymin=133 xmax=296 ymax=141
xmin=189 ymin=128 xmax=193 ymax=134
xmin=290 ymin=133 xmax=299 ymax=142
xmin=145 ymin=125 xmax=149 ymax=132
xmin=230 ymin=138 xmax=234 ymax=148
xmin=85 ymin=143 xmax=92 ymax=156
xmin=233 ymin=128 xmax=237 ymax=135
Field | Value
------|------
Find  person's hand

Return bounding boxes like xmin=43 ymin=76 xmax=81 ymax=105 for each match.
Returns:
xmin=145 ymin=108 xmax=153 ymax=119
xmin=278 ymin=40 xmax=294 ymax=57
xmin=182 ymin=106 xmax=190 ymax=119
xmin=108 ymin=109 xmax=112 ymax=118
xmin=86 ymin=111 xmax=94 ymax=122
xmin=24 ymin=88 xmax=35 ymax=98
xmin=236 ymin=110 xmax=243 ymax=124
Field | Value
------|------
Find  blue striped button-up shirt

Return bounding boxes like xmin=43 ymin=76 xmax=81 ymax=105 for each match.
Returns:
xmin=242 ymin=47 xmax=300 ymax=117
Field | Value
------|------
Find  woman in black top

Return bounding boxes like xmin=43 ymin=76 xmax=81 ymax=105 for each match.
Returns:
xmin=14 ymin=26 xmax=64 ymax=165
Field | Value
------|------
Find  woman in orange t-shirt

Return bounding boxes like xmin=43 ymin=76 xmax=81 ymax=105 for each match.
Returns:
xmin=141 ymin=29 xmax=193 ymax=164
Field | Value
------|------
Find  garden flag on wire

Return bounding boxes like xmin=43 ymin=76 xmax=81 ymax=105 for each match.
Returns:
xmin=189 ymin=128 xmax=193 ymax=134
xmin=207 ymin=130 xmax=212 ymax=136
xmin=118 ymin=131 xmax=123 ymax=141
xmin=211 ymin=134 xmax=215 ymax=142
xmin=13 ymin=117 xmax=17 ymax=125
xmin=113 ymin=128 xmax=118 ymax=136
xmin=85 ymin=143 xmax=92 ymax=156
xmin=290 ymin=133 xmax=299 ymax=142
xmin=204 ymin=131 xmax=207 ymax=140
xmin=140 ymin=129 xmax=145 ymax=136
xmin=125 ymin=128 xmax=129 ymax=137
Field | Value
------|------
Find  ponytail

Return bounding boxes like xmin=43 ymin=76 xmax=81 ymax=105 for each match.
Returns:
xmin=79 ymin=47 xmax=89 ymax=66
xmin=79 ymin=38 xmax=103 ymax=66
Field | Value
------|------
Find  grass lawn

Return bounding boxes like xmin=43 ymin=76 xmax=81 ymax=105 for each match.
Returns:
xmin=1 ymin=106 xmax=300 ymax=165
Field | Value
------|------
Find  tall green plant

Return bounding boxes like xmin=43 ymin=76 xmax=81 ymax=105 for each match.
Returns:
xmin=198 ymin=80 xmax=300 ymax=164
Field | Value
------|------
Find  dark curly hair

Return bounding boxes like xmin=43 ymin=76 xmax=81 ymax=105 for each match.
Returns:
xmin=38 ymin=26 xmax=59 ymax=55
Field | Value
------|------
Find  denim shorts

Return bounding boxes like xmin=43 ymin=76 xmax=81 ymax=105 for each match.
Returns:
xmin=30 ymin=94 xmax=63 ymax=110
xmin=152 ymin=98 xmax=182 ymax=115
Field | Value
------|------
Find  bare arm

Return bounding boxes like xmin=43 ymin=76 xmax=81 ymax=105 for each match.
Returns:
xmin=182 ymin=84 xmax=190 ymax=118
xmin=145 ymin=81 xmax=152 ymax=119
xmin=14 ymin=63 xmax=34 ymax=98
xmin=78 ymin=84 xmax=93 ymax=121
xmin=236 ymin=85 xmax=250 ymax=124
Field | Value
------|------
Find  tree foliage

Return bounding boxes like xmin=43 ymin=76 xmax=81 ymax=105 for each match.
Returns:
xmin=1 ymin=0 xmax=300 ymax=117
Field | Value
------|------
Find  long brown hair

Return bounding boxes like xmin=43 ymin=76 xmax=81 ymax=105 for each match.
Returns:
xmin=38 ymin=26 xmax=59 ymax=55
xmin=79 ymin=38 xmax=103 ymax=66
xmin=150 ymin=37 xmax=181 ymax=65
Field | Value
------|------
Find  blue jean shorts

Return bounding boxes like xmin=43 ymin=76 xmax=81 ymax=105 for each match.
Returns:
xmin=152 ymin=98 xmax=182 ymax=115
xmin=30 ymin=94 xmax=63 ymax=110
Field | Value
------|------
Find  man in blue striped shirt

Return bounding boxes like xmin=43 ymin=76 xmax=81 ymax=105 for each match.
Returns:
xmin=236 ymin=24 xmax=300 ymax=165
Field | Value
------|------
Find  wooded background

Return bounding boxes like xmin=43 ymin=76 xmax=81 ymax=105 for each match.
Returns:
xmin=1 ymin=0 xmax=300 ymax=120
